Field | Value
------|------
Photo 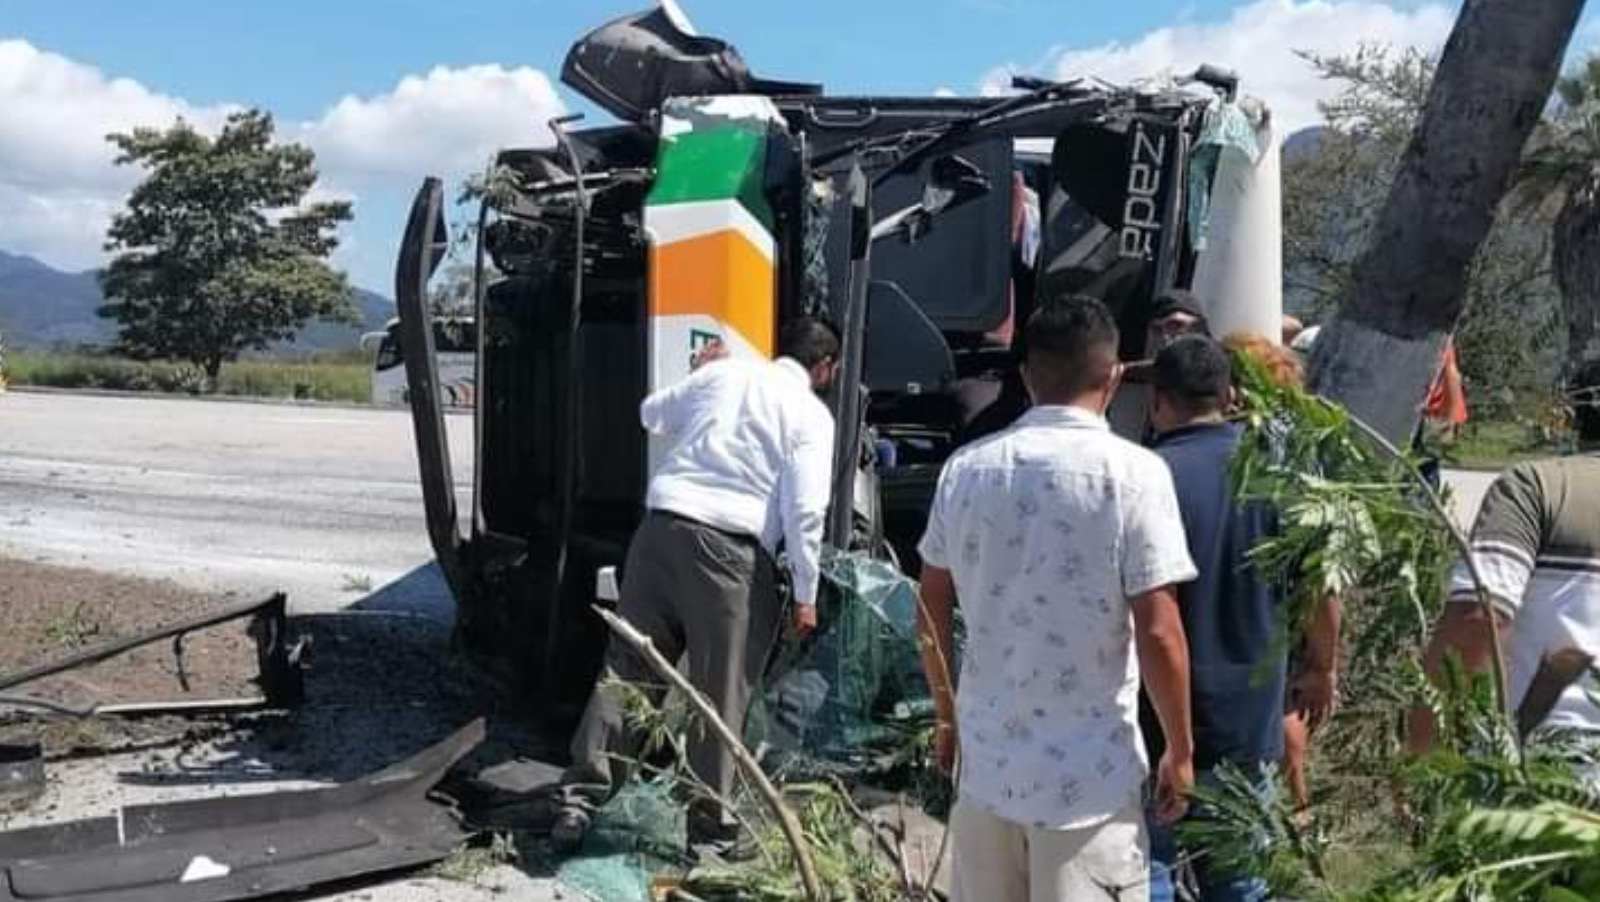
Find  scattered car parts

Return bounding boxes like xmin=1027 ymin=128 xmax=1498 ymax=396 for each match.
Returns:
xmin=0 ymin=739 xmax=43 ymax=813
xmin=0 ymin=593 xmax=303 ymax=717
xmin=0 ymin=718 xmax=484 ymax=902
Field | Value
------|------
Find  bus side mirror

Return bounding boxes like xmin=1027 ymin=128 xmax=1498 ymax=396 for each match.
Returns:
xmin=870 ymin=153 xmax=991 ymax=243
xmin=923 ymin=154 xmax=990 ymax=218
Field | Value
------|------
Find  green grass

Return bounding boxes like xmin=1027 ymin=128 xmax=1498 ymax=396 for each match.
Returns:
xmin=1443 ymin=419 xmax=1567 ymax=471
xmin=4 ymin=351 xmax=372 ymax=403
xmin=42 ymin=601 xmax=101 ymax=649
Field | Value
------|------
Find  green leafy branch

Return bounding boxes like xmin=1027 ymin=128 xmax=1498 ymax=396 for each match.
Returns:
xmin=1228 ymin=348 xmax=1456 ymax=675
xmin=1192 ymin=349 xmax=1600 ymax=900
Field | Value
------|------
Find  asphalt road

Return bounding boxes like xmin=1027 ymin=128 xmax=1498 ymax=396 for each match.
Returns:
xmin=0 ymin=390 xmax=1501 ymax=613
xmin=0 ymin=390 xmax=474 ymax=617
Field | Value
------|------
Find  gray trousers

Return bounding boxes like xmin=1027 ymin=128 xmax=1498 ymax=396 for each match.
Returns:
xmin=561 ymin=511 xmax=782 ymax=829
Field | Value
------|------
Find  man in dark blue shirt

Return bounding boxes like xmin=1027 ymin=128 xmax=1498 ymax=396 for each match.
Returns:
xmin=1139 ymin=335 xmax=1338 ymax=902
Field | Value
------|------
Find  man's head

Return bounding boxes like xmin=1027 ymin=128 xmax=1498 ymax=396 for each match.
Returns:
xmin=1572 ymin=357 xmax=1600 ymax=447
xmin=1146 ymin=289 xmax=1210 ymax=355
xmin=1020 ymin=295 xmax=1122 ymax=410
xmin=1223 ymin=331 xmax=1304 ymax=391
xmin=779 ymin=316 xmax=842 ymax=392
xmin=1150 ymin=335 xmax=1235 ymax=434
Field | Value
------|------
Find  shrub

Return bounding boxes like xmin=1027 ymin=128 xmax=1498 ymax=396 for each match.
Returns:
xmin=5 ymin=351 xmax=371 ymax=403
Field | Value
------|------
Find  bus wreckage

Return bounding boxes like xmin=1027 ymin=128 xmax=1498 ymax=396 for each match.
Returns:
xmin=393 ymin=3 xmax=1283 ymax=748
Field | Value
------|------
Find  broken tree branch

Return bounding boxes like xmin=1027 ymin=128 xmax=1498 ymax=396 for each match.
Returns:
xmin=592 ymin=605 xmax=824 ymax=902
xmin=1344 ymin=412 xmax=1514 ymax=743
xmin=828 ymin=775 xmax=915 ymax=898
xmin=892 ymin=796 xmax=916 ymax=897
xmin=912 ymin=588 xmax=957 ymax=899
xmin=599 ymin=734 xmax=779 ymax=871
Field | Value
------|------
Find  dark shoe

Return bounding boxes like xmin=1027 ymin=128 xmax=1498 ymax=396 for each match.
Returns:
xmin=549 ymin=808 xmax=592 ymax=855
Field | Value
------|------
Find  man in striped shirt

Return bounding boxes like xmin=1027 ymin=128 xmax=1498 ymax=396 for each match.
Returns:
xmin=1413 ymin=359 xmax=1600 ymax=743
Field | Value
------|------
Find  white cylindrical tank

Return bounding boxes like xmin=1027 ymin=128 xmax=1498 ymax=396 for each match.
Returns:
xmin=1192 ymin=104 xmax=1283 ymax=342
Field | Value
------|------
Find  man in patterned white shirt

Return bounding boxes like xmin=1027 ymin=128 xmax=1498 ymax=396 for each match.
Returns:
xmin=918 ymin=295 xmax=1199 ymax=902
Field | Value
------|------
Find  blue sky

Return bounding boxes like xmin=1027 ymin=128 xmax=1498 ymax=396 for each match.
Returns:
xmin=3 ymin=0 xmax=1589 ymax=294
xmin=4 ymin=0 xmax=1251 ymax=115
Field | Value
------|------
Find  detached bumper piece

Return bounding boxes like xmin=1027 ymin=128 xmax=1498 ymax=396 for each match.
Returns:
xmin=0 ymin=593 xmax=303 ymax=717
xmin=0 ymin=719 xmax=485 ymax=902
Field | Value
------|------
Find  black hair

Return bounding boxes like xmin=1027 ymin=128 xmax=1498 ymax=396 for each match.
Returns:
xmin=1573 ymin=358 xmax=1600 ymax=443
xmin=779 ymin=317 xmax=841 ymax=369
xmin=1150 ymin=289 xmax=1207 ymax=324
xmin=1021 ymin=295 xmax=1120 ymax=400
xmin=1151 ymin=334 xmax=1232 ymax=417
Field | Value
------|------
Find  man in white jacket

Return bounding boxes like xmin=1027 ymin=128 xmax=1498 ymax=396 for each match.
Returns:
xmin=552 ymin=317 xmax=839 ymax=854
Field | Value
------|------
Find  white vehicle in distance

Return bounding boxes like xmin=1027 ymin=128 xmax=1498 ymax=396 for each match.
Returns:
xmin=362 ymin=316 xmax=476 ymax=409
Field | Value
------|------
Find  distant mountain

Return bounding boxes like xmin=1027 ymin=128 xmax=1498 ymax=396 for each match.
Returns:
xmin=0 ymin=249 xmax=393 ymax=353
xmin=0 ymin=250 xmax=110 ymax=348
xmin=275 ymin=288 xmax=395 ymax=355
xmin=1283 ymin=125 xmax=1326 ymax=160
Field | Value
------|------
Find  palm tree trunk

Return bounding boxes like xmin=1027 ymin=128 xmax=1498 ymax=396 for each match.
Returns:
xmin=1555 ymin=191 xmax=1600 ymax=369
xmin=1309 ymin=0 xmax=1586 ymax=443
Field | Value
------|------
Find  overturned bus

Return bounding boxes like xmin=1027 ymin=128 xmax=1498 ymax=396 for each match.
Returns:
xmin=393 ymin=4 xmax=1283 ymax=739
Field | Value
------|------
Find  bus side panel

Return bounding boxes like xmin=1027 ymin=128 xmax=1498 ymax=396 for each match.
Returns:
xmin=643 ymin=96 xmax=784 ymax=472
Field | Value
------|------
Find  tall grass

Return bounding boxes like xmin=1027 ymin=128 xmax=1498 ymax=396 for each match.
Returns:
xmin=4 ymin=351 xmax=371 ymax=403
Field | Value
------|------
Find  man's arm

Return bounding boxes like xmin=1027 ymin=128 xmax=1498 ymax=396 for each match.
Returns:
xmin=639 ymin=381 xmax=691 ymax=438
xmin=1292 ymin=595 xmax=1343 ymax=729
xmin=1407 ymin=604 xmax=1511 ymax=752
xmin=1408 ymin=464 xmax=1542 ymax=752
xmin=639 ymin=356 xmax=721 ymax=438
xmin=778 ymin=412 xmax=835 ymax=626
xmin=918 ymin=564 xmax=959 ymax=775
xmin=1133 ymin=586 xmax=1194 ymax=824
xmin=915 ymin=463 xmax=960 ymax=774
xmin=1120 ymin=460 xmax=1198 ymax=823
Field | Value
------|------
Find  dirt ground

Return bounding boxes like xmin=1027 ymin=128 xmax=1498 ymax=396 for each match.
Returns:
xmin=0 ymin=556 xmax=565 ymax=901
xmin=0 ymin=557 xmax=260 ymax=712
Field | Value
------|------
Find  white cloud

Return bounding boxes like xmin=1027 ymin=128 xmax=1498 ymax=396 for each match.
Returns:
xmin=301 ymin=64 xmax=564 ymax=187
xmin=0 ymin=185 xmax=120 ymax=270
xmin=0 ymin=40 xmax=235 ymax=193
xmin=0 ymin=40 xmax=236 ymax=268
xmin=0 ymin=42 xmax=564 ymax=283
xmin=982 ymin=0 xmax=1457 ymax=132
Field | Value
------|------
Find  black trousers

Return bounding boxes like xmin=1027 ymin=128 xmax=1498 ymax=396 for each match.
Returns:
xmin=560 ymin=511 xmax=781 ymax=830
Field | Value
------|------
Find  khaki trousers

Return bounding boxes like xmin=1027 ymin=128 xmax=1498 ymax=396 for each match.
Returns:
xmin=950 ymin=798 xmax=1149 ymax=902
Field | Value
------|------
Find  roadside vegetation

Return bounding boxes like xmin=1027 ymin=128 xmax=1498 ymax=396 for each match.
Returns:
xmin=1172 ymin=350 xmax=1600 ymax=902
xmin=1284 ymin=44 xmax=1600 ymax=470
xmin=4 ymin=349 xmax=370 ymax=403
xmin=1447 ymin=420 xmax=1571 ymax=471
xmin=97 ymin=109 xmax=356 ymax=388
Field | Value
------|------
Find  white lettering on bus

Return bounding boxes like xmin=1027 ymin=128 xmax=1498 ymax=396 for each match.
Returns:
xmin=1120 ymin=123 xmax=1167 ymax=260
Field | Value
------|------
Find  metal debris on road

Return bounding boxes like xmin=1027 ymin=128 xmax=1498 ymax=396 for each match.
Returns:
xmin=0 ymin=739 xmax=43 ymax=813
xmin=0 ymin=718 xmax=485 ymax=902
xmin=0 ymin=593 xmax=304 ymax=717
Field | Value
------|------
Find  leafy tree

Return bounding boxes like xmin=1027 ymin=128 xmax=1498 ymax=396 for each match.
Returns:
xmin=1305 ymin=0 xmax=1584 ymax=443
xmin=99 ymin=109 xmax=355 ymax=384
xmin=1185 ymin=354 xmax=1600 ymax=901
xmin=1284 ymin=46 xmax=1433 ymax=314
xmin=428 ymin=261 xmax=477 ymax=317
xmin=1516 ymin=54 xmax=1600 ymax=376
xmin=1286 ymin=47 xmax=1564 ymax=423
